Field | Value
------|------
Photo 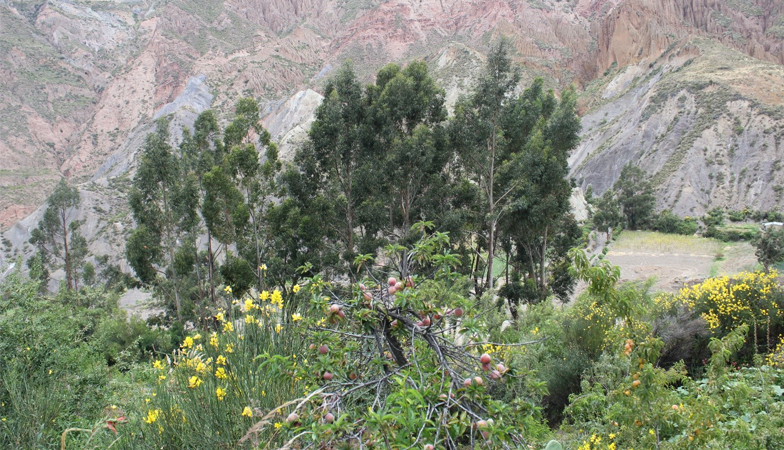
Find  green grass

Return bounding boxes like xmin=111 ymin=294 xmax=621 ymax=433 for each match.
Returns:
xmin=610 ymin=230 xmax=722 ymax=254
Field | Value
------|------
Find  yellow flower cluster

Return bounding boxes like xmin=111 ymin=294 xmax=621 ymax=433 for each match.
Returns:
xmin=216 ymin=387 xmax=227 ymax=401
xmin=658 ymin=271 xmax=781 ymax=331
xmin=188 ymin=376 xmax=202 ymax=388
xmin=481 ymin=343 xmax=510 ymax=360
xmin=271 ymin=290 xmax=284 ymax=308
xmin=767 ymin=336 xmax=784 ymax=367
xmin=245 ymin=314 xmax=258 ymax=325
xmin=577 ymin=433 xmax=621 ymax=450
xmin=182 ymin=336 xmax=194 ymax=349
xmin=242 ymin=406 xmax=253 ymax=417
xmin=144 ymin=409 xmax=162 ymax=424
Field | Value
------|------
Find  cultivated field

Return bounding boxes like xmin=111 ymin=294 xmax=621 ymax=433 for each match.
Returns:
xmin=605 ymin=231 xmax=759 ymax=293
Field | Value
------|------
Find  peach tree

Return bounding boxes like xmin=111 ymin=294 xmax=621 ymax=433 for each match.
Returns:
xmin=249 ymin=226 xmax=544 ymax=449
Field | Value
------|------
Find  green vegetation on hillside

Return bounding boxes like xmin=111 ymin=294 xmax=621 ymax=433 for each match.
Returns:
xmin=3 ymin=38 xmax=784 ymax=450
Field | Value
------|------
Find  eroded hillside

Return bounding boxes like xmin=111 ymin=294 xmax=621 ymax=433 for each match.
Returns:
xmin=572 ymin=38 xmax=784 ymax=215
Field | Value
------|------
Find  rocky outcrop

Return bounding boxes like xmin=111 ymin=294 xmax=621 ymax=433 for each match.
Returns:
xmin=571 ymin=38 xmax=784 ymax=216
xmin=1 ymin=73 xmax=214 ymax=275
xmin=262 ymin=89 xmax=323 ymax=161
xmin=586 ymin=0 xmax=783 ymax=80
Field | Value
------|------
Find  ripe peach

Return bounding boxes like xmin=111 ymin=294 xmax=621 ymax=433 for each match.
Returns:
xmin=324 ymin=412 xmax=335 ymax=423
xmin=388 ymin=277 xmax=397 ymax=286
xmin=480 ymin=353 xmax=491 ymax=364
xmin=395 ymin=281 xmax=403 ymax=291
xmin=323 ymin=371 xmax=334 ymax=381
xmin=454 ymin=307 xmax=463 ymax=318
xmin=319 ymin=345 xmax=329 ymax=355
xmin=388 ymin=286 xmax=397 ymax=295
xmin=496 ymin=363 xmax=507 ymax=373
xmin=463 ymin=378 xmax=472 ymax=387
xmin=490 ymin=370 xmax=501 ymax=380
xmin=424 ymin=445 xmax=434 ymax=450
xmin=329 ymin=304 xmax=340 ymax=313
xmin=286 ymin=412 xmax=299 ymax=423
xmin=473 ymin=376 xmax=483 ymax=386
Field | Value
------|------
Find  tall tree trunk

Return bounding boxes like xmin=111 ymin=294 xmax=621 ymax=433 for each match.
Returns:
xmin=207 ymin=229 xmax=216 ymax=305
xmin=251 ymin=208 xmax=263 ymax=294
xmin=60 ymin=210 xmax=73 ymax=291
xmin=161 ymin=185 xmax=182 ymax=321
xmin=540 ymin=226 xmax=548 ymax=296
xmin=485 ymin=131 xmax=496 ymax=292
xmin=193 ymin=241 xmax=206 ymax=326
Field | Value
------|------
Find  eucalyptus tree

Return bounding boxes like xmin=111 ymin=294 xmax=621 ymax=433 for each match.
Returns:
xmin=498 ymin=81 xmax=581 ymax=300
xmin=224 ymin=101 xmax=282 ymax=295
xmin=126 ymin=119 xmax=188 ymax=320
xmin=615 ymin=163 xmax=655 ymax=230
xmin=450 ymin=39 xmax=582 ymax=304
xmin=180 ymin=110 xmax=222 ymax=304
xmin=369 ymin=61 xmax=451 ymax=236
xmin=29 ymin=179 xmax=84 ymax=291
xmin=295 ymin=62 xmax=373 ymax=273
xmin=449 ymin=39 xmax=521 ymax=294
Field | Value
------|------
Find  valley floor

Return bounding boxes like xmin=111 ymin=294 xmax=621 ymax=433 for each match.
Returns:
xmin=605 ymin=231 xmax=759 ymax=292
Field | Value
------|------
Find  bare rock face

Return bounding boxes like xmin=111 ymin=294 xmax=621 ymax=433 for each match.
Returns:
xmin=0 ymin=73 xmax=214 ymax=276
xmin=262 ymin=89 xmax=324 ymax=161
xmin=571 ymin=38 xmax=784 ymax=216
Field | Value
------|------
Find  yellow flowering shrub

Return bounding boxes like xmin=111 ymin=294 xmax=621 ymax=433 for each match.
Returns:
xmin=767 ymin=336 xmax=784 ymax=367
xmin=660 ymin=271 xmax=781 ymax=330
xmin=137 ymin=287 xmax=305 ymax=448
xmin=656 ymin=271 xmax=784 ymax=355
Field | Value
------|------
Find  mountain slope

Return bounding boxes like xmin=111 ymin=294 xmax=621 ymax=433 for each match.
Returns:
xmin=571 ymin=38 xmax=784 ymax=215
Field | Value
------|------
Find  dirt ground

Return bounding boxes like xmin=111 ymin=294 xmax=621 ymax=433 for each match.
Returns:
xmin=604 ymin=231 xmax=759 ymax=293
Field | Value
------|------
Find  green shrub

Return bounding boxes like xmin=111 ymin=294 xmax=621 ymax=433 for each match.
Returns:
xmin=703 ymin=207 xmax=725 ymax=227
xmin=113 ymin=288 xmax=305 ymax=449
xmin=0 ymin=274 xmax=127 ymax=449
xmin=727 ymin=209 xmax=749 ymax=222
xmin=653 ymin=210 xmax=699 ymax=235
